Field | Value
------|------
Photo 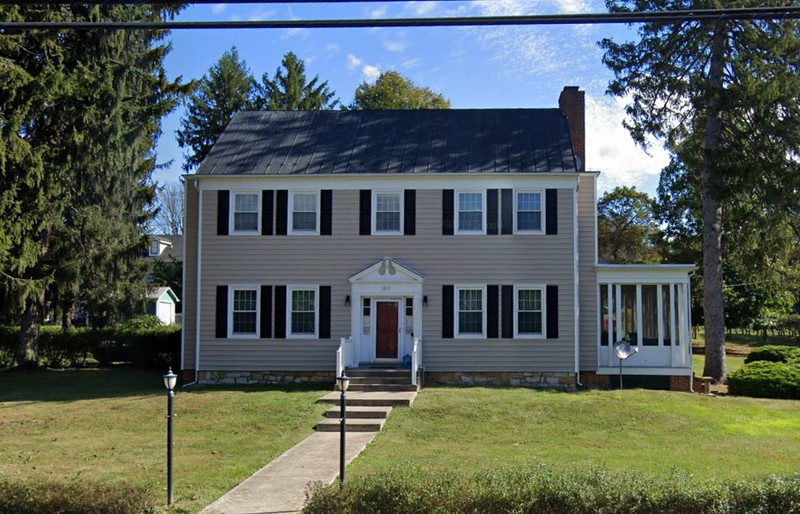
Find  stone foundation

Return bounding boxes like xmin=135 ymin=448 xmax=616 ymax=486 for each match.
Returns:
xmin=197 ymin=370 xmax=334 ymax=385
xmin=425 ymin=371 xmax=577 ymax=391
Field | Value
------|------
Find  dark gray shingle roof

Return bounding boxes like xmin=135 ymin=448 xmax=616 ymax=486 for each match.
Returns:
xmin=196 ymin=109 xmax=578 ymax=175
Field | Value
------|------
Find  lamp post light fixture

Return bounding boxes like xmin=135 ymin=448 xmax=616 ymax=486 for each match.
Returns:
xmin=163 ymin=368 xmax=177 ymax=506
xmin=336 ymin=372 xmax=350 ymax=483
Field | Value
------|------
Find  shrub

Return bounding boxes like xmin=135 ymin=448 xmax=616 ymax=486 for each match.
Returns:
xmin=728 ymin=360 xmax=800 ymax=400
xmin=0 ymin=479 xmax=155 ymax=514
xmin=745 ymin=345 xmax=800 ymax=365
xmin=304 ymin=467 xmax=800 ymax=514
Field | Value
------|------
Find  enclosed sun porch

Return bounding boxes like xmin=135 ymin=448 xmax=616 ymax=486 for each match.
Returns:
xmin=596 ymin=265 xmax=696 ymax=378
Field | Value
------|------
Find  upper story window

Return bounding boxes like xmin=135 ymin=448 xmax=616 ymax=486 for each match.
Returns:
xmin=290 ymin=192 xmax=319 ymax=234
xmin=230 ymin=286 xmax=259 ymax=336
xmin=515 ymin=191 xmax=543 ymax=233
xmin=515 ymin=286 xmax=544 ymax=337
xmin=456 ymin=286 xmax=485 ymax=337
xmin=233 ymin=192 xmax=259 ymax=233
xmin=374 ymin=192 xmax=402 ymax=234
xmin=457 ymin=191 xmax=485 ymax=234
xmin=288 ymin=286 xmax=318 ymax=337
xmin=148 ymin=240 xmax=160 ymax=257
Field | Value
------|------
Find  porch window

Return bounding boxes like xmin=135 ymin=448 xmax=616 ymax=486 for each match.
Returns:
xmin=457 ymin=192 xmax=484 ymax=233
xmin=231 ymin=287 xmax=258 ymax=335
xmin=290 ymin=192 xmax=318 ymax=234
xmin=515 ymin=287 xmax=543 ymax=337
xmin=456 ymin=286 xmax=485 ymax=337
xmin=662 ymin=285 xmax=672 ymax=345
xmin=642 ymin=285 xmax=659 ymax=346
xmin=620 ymin=285 xmax=638 ymax=344
xmin=374 ymin=192 xmax=402 ymax=233
xmin=289 ymin=287 xmax=317 ymax=336
xmin=515 ymin=191 xmax=543 ymax=232
xmin=233 ymin=192 xmax=259 ymax=233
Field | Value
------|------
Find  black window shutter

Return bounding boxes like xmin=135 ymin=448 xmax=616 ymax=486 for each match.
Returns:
xmin=215 ymin=285 xmax=228 ymax=338
xmin=442 ymin=190 xmax=454 ymax=235
xmin=262 ymin=191 xmax=274 ymax=236
xmin=319 ymin=286 xmax=331 ymax=339
xmin=260 ymin=286 xmax=272 ymax=338
xmin=321 ymin=190 xmax=333 ymax=236
xmin=546 ymin=189 xmax=558 ymax=235
xmin=217 ymin=191 xmax=230 ymax=236
xmin=442 ymin=285 xmax=454 ymax=338
xmin=487 ymin=189 xmax=499 ymax=235
xmin=547 ymin=285 xmax=559 ymax=339
xmin=274 ymin=286 xmax=287 ymax=338
xmin=501 ymin=189 xmax=513 ymax=235
xmin=359 ymin=190 xmax=371 ymax=235
xmin=276 ymin=190 xmax=288 ymax=236
xmin=501 ymin=285 xmax=513 ymax=338
xmin=404 ymin=190 xmax=416 ymax=235
xmin=487 ymin=285 xmax=499 ymax=338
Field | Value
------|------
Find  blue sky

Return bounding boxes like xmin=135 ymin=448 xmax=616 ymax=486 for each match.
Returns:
xmin=155 ymin=0 xmax=671 ymax=196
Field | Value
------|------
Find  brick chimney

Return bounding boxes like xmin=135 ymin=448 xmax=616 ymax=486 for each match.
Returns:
xmin=559 ymin=86 xmax=585 ymax=171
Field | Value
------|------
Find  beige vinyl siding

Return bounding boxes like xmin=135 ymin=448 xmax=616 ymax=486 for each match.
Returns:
xmin=181 ymin=182 xmax=199 ymax=370
xmin=577 ymin=174 xmax=599 ymax=370
xmin=192 ymin=185 xmax=577 ymax=373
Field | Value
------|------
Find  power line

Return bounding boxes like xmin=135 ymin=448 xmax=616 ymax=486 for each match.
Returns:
xmin=0 ymin=7 xmax=798 ymax=30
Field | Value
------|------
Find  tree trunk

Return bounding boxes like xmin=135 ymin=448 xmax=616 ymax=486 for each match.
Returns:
xmin=16 ymin=292 xmax=45 ymax=368
xmin=701 ymin=24 xmax=728 ymax=383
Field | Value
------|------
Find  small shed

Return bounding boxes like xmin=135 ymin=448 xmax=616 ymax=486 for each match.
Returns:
xmin=146 ymin=287 xmax=180 ymax=325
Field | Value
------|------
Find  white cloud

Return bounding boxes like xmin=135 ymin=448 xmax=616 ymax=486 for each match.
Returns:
xmin=409 ymin=1 xmax=437 ymax=15
xmin=585 ymin=94 xmax=670 ymax=195
xmin=363 ymin=65 xmax=382 ymax=82
xmin=557 ymin=0 xmax=592 ymax=14
xmin=370 ymin=6 xmax=388 ymax=18
xmin=346 ymin=54 xmax=362 ymax=70
xmin=247 ymin=8 xmax=276 ymax=21
xmin=383 ymin=40 xmax=407 ymax=52
xmin=401 ymin=58 xmax=421 ymax=70
xmin=209 ymin=4 xmax=226 ymax=15
xmin=326 ymin=43 xmax=341 ymax=54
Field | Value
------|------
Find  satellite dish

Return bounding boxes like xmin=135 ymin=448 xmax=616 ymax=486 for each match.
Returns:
xmin=613 ymin=339 xmax=639 ymax=390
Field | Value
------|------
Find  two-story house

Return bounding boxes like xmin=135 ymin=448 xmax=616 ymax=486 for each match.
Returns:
xmin=181 ymin=87 xmax=695 ymax=391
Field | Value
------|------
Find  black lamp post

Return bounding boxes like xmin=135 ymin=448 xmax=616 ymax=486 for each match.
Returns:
xmin=163 ymin=368 xmax=177 ymax=506
xmin=336 ymin=372 xmax=350 ymax=483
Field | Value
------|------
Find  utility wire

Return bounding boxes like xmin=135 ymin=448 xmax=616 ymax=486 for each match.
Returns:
xmin=0 ymin=7 xmax=799 ymax=30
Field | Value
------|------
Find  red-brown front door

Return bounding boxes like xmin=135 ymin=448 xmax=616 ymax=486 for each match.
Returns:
xmin=376 ymin=301 xmax=399 ymax=359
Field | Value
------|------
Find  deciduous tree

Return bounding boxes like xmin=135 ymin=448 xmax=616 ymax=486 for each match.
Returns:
xmin=598 ymin=186 xmax=661 ymax=264
xmin=350 ymin=71 xmax=450 ymax=110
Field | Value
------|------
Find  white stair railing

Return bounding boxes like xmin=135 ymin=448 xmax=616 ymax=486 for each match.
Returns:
xmin=411 ymin=338 xmax=421 ymax=386
xmin=336 ymin=336 xmax=354 ymax=379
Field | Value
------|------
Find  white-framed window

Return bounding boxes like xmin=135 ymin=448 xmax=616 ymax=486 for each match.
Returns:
xmin=515 ymin=190 xmax=543 ymax=233
xmin=514 ymin=286 xmax=545 ymax=338
xmin=456 ymin=191 xmax=485 ymax=234
xmin=372 ymin=191 xmax=402 ymax=234
xmin=290 ymin=192 xmax=319 ymax=234
xmin=455 ymin=285 xmax=486 ymax=338
xmin=232 ymin=192 xmax=260 ymax=234
xmin=287 ymin=286 xmax=318 ymax=337
xmin=229 ymin=286 xmax=259 ymax=337
xmin=148 ymin=239 xmax=160 ymax=256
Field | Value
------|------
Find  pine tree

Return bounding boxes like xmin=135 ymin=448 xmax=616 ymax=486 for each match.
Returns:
xmin=350 ymin=71 xmax=450 ymax=110
xmin=177 ymin=46 xmax=256 ymax=172
xmin=601 ymin=0 xmax=800 ymax=381
xmin=254 ymin=52 xmax=338 ymax=110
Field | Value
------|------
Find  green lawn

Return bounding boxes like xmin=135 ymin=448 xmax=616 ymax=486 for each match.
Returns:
xmin=692 ymin=354 xmax=746 ymax=377
xmin=350 ymin=387 xmax=800 ymax=481
xmin=0 ymin=368 xmax=329 ymax=514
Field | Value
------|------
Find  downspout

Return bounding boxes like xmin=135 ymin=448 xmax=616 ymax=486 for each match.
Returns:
xmin=186 ymin=179 xmax=202 ymax=387
xmin=688 ymin=270 xmax=696 ymax=392
xmin=574 ymin=179 xmax=582 ymax=386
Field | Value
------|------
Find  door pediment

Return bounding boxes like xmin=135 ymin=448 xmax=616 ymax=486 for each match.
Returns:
xmin=349 ymin=257 xmax=426 ymax=284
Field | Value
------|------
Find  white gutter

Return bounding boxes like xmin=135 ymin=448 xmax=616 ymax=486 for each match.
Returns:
xmin=573 ymin=179 xmax=582 ymax=386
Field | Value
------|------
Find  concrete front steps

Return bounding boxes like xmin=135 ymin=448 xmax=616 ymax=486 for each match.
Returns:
xmin=315 ymin=369 xmax=418 ymax=432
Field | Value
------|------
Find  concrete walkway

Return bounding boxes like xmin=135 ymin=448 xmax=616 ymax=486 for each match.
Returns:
xmin=200 ymin=431 xmax=377 ymax=514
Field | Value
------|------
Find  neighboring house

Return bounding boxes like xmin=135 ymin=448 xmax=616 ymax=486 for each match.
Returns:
xmin=146 ymin=287 xmax=180 ymax=325
xmin=181 ymin=86 xmax=696 ymax=390
xmin=146 ymin=235 xmax=183 ymax=262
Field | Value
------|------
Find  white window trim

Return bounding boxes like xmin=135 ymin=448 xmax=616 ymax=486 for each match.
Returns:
xmin=455 ymin=190 xmax=486 ymax=235
xmin=286 ymin=285 xmax=319 ymax=338
xmin=228 ymin=285 xmax=260 ymax=338
xmin=288 ymin=191 xmax=321 ymax=235
xmin=230 ymin=191 xmax=261 ymax=235
xmin=514 ymin=285 xmax=546 ymax=339
xmin=371 ymin=190 xmax=404 ymax=235
xmin=454 ymin=284 xmax=487 ymax=339
xmin=148 ymin=240 xmax=160 ymax=256
xmin=514 ymin=189 xmax=545 ymax=234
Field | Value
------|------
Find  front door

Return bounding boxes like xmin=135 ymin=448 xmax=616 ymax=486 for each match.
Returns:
xmin=375 ymin=301 xmax=399 ymax=359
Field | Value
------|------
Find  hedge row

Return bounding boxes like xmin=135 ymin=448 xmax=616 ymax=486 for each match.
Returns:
xmin=304 ymin=466 xmax=800 ymax=514
xmin=0 ymin=479 xmax=154 ymax=514
xmin=728 ymin=345 xmax=800 ymax=399
xmin=0 ymin=321 xmax=179 ymax=370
